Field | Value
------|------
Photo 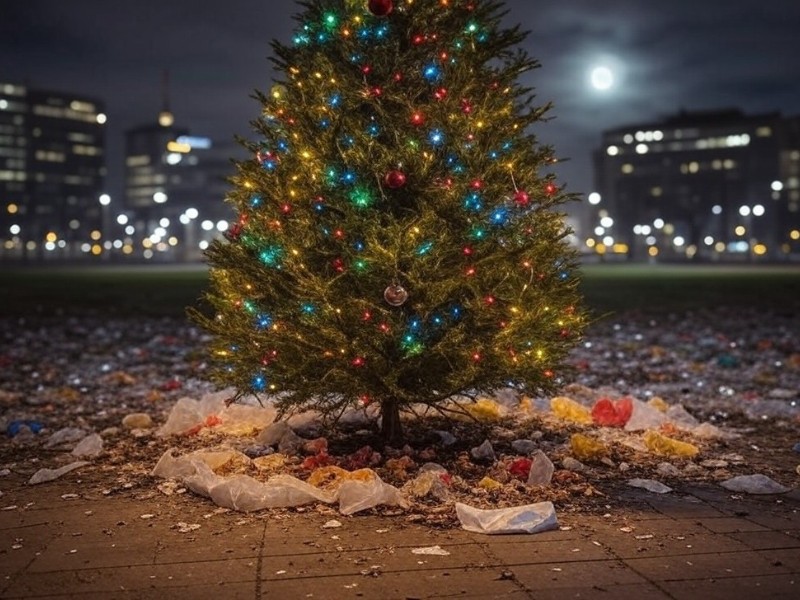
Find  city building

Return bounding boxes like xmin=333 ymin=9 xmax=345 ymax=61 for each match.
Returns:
xmin=123 ymin=103 xmax=238 ymax=261
xmin=590 ymin=109 xmax=800 ymax=261
xmin=0 ymin=82 xmax=107 ymax=260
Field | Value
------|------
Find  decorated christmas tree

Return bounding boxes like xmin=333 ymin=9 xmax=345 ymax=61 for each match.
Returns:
xmin=191 ymin=0 xmax=587 ymax=444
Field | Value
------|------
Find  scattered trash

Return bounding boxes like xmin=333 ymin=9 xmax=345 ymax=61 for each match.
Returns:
xmin=462 ymin=398 xmax=503 ymax=422
xmin=122 ymin=413 xmax=153 ymax=429
xmin=591 ymin=397 xmax=633 ymax=427
xmin=403 ymin=469 xmax=450 ymax=500
xmin=570 ymin=433 xmax=607 ymax=462
xmin=511 ymin=439 xmax=538 ymax=455
xmin=157 ymin=390 xmax=275 ymax=437
xmin=7 ymin=420 xmax=43 ymax=437
xmin=478 ymin=476 xmax=503 ymax=490
xmin=624 ymin=399 xmax=668 ymax=432
xmin=700 ymin=459 xmax=729 ymax=469
xmin=151 ymin=448 xmax=405 ymax=514
xmin=322 ymin=519 xmax=343 ymax=529
xmin=656 ymin=462 xmax=682 ymax=477
xmin=526 ymin=450 xmax=554 ymax=487
xmin=175 ymin=522 xmax=201 ymax=533
xmin=411 ymin=545 xmax=450 ymax=556
xmin=550 ymin=396 xmax=593 ymax=425
xmin=627 ymin=478 xmax=673 ymax=494
xmin=433 ymin=430 xmax=457 ymax=446
xmin=71 ymin=433 xmax=103 ymax=458
xmin=28 ymin=461 xmax=90 ymax=485
xmin=561 ymin=457 xmax=588 ymax=473
xmin=470 ymin=439 xmax=496 ymax=463
xmin=720 ymin=474 xmax=790 ymax=495
xmin=643 ymin=430 xmax=699 ymax=458
xmin=44 ymin=428 xmax=87 ymax=449
xmin=455 ymin=501 xmax=558 ymax=535
xmin=508 ymin=457 xmax=532 ymax=479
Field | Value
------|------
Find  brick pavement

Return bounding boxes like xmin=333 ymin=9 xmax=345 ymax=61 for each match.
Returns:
xmin=1 ymin=473 xmax=798 ymax=599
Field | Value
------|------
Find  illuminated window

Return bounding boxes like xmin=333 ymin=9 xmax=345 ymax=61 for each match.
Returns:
xmin=621 ymin=163 xmax=634 ymax=174
xmin=126 ymin=155 xmax=151 ymax=167
xmin=756 ymin=126 xmax=772 ymax=137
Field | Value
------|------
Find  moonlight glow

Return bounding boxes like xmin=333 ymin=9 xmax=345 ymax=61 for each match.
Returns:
xmin=590 ymin=66 xmax=614 ymax=91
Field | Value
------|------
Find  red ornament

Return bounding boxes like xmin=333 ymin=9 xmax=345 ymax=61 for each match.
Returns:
xmin=384 ymin=284 xmax=409 ymax=306
xmin=410 ymin=112 xmax=425 ymax=126
xmin=545 ymin=182 xmax=557 ymax=195
xmin=226 ymin=222 xmax=243 ymax=241
xmin=433 ymin=87 xmax=448 ymax=100
xmin=461 ymin=99 xmax=473 ymax=114
xmin=514 ymin=190 xmax=530 ymax=206
xmin=367 ymin=0 xmax=393 ymax=17
xmin=384 ymin=169 xmax=407 ymax=189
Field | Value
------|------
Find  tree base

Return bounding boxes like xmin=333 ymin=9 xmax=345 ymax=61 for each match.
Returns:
xmin=380 ymin=398 xmax=404 ymax=447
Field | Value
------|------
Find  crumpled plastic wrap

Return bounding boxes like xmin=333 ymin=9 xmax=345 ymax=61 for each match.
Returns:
xmin=455 ymin=501 xmax=558 ymax=535
xmin=151 ymin=448 xmax=406 ymax=514
xmin=28 ymin=461 xmax=90 ymax=485
xmin=156 ymin=390 xmax=277 ymax=437
xmin=720 ymin=474 xmax=791 ymax=495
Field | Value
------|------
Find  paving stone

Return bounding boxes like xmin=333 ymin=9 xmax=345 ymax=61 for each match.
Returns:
xmin=660 ymin=573 xmax=799 ymax=600
xmin=625 ymin=550 xmax=791 ymax=581
xmin=511 ymin=559 xmax=648 ymax=589
xmin=531 ymin=582 xmax=673 ymax=600
xmin=4 ymin=557 xmax=258 ymax=597
xmin=727 ymin=530 xmax=800 ymax=550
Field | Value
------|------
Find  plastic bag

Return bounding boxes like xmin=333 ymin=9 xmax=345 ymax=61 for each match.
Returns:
xmin=28 ymin=461 xmax=90 ymax=485
xmin=627 ymin=478 xmax=672 ymax=494
xmin=625 ymin=398 xmax=668 ymax=432
xmin=157 ymin=390 xmax=276 ymax=437
xmin=455 ymin=501 xmax=558 ymax=535
xmin=550 ymin=396 xmax=593 ymax=425
xmin=152 ymin=448 xmax=404 ymax=514
xmin=591 ymin=397 xmax=633 ymax=427
xmin=470 ymin=439 xmax=496 ymax=463
xmin=71 ymin=433 xmax=103 ymax=458
xmin=527 ymin=450 xmax=554 ymax=486
xmin=463 ymin=398 xmax=504 ymax=422
xmin=570 ymin=433 xmax=607 ymax=462
xmin=337 ymin=475 xmax=407 ymax=515
xmin=44 ymin=427 xmax=87 ymax=449
xmin=720 ymin=474 xmax=790 ymax=495
xmin=403 ymin=469 xmax=450 ymax=500
xmin=643 ymin=430 xmax=699 ymax=458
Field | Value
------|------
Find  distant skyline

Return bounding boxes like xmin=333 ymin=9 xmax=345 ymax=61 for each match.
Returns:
xmin=2 ymin=0 xmax=799 ymax=201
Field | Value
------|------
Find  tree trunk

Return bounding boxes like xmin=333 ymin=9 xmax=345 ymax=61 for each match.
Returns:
xmin=380 ymin=398 xmax=404 ymax=447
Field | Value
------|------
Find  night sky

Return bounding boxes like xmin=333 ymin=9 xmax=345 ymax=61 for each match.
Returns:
xmin=2 ymin=0 xmax=799 ymax=201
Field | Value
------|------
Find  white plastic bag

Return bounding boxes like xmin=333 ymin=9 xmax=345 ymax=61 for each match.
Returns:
xmin=28 ymin=461 xmax=90 ymax=485
xmin=526 ymin=450 xmax=554 ymax=486
xmin=720 ymin=474 xmax=790 ymax=495
xmin=455 ymin=501 xmax=558 ymax=535
xmin=624 ymin=398 xmax=667 ymax=431
xmin=71 ymin=433 xmax=103 ymax=458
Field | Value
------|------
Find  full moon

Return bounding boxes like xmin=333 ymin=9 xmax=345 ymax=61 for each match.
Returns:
xmin=590 ymin=66 xmax=614 ymax=91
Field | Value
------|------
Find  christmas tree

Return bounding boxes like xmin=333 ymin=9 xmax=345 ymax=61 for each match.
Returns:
xmin=191 ymin=0 xmax=586 ymax=444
